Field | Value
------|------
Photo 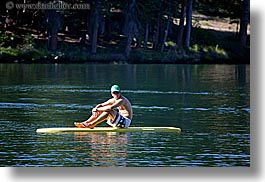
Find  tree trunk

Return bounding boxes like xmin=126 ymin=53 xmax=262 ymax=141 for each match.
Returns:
xmin=91 ymin=0 xmax=100 ymax=54
xmin=125 ymin=22 xmax=134 ymax=57
xmin=105 ymin=14 xmax=112 ymax=42
xmin=46 ymin=10 xmax=61 ymax=51
xmin=161 ymin=18 xmax=170 ymax=53
xmin=135 ymin=21 xmax=142 ymax=48
xmin=50 ymin=26 xmax=58 ymax=51
xmin=104 ymin=3 xmax=112 ymax=42
xmin=153 ymin=12 xmax=162 ymax=50
xmin=239 ymin=0 xmax=250 ymax=46
xmin=87 ymin=9 xmax=92 ymax=43
xmin=144 ymin=23 xmax=149 ymax=49
xmin=124 ymin=0 xmax=136 ymax=57
xmin=123 ymin=0 xmax=136 ymax=36
xmin=184 ymin=0 xmax=193 ymax=48
xmin=176 ymin=0 xmax=186 ymax=47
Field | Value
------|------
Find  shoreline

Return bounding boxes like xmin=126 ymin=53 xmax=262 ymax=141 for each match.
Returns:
xmin=0 ymin=48 xmax=249 ymax=64
xmin=0 ymin=59 xmax=250 ymax=64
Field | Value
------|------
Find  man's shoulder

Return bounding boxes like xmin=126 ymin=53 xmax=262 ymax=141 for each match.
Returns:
xmin=121 ymin=95 xmax=131 ymax=103
xmin=120 ymin=95 xmax=127 ymax=100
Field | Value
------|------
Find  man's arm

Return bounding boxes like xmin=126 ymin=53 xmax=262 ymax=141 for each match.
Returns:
xmin=95 ymin=98 xmax=114 ymax=108
xmin=94 ymin=99 xmax=123 ymax=112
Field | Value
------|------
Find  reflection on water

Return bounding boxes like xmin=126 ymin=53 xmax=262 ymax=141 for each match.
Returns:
xmin=74 ymin=132 xmax=129 ymax=167
xmin=0 ymin=64 xmax=250 ymax=167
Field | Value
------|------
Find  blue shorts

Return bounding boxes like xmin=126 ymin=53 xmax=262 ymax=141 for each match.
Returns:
xmin=107 ymin=113 xmax=131 ymax=128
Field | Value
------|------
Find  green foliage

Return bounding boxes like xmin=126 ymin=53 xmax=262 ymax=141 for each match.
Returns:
xmin=190 ymin=44 xmax=228 ymax=60
xmin=0 ymin=46 xmax=20 ymax=56
xmin=23 ymin=34 xmax=35 ymax=50
xmin=191 ymin=44 xmax=199 ymax=52
xmin=0 ymin=31 xmax=15 ymax=47
xmin=131 ymin=49 xmax=165 ymax=62
xmin=65 ymin=47 xmax=89 ymax=61
xmin=17 ymin=34 xmax=35 ymax=53
xmin=27 ymin=49 xmax=50 ymax=61
xmin=0 ymin=32 xmax=51 ymax=61
xmin=165 ymin=41 xmax=177 ymax=48
xmin=59 ymin=42 xmax=89 ymax=61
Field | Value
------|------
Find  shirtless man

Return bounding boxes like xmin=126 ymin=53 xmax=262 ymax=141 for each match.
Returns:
xmin=74 ymin=85 xmax=133 ymax=129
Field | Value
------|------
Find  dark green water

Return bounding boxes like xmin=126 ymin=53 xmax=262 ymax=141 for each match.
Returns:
xmin=0 ymin=64 xmax=250 ymax=167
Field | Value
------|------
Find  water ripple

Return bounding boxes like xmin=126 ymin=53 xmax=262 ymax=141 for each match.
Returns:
xmin=62 ymin=89 xmax=228 ymax=96
xmin=180 ymin=107 xmax=251 ymax=113
xmin=0 ymin=102 xmax=93 ymax=110
xmin=133 ymin=105 xmax=173 ymax=110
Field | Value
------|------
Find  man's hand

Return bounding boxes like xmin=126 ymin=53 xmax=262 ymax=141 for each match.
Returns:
xmin=92 ymin=108 xmax=98 ymax=117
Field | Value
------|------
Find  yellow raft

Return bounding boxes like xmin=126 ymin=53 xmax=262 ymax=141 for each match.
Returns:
xmin=36 ymin=127 xmax=181 ymax=133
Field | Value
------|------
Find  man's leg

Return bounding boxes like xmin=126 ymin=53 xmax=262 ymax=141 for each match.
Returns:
xmin=86 ymin=110 xmax=117 ymax=129
xmin=84 ymin=111 xmax=104 ymax=123
xmin=74 ymin=111 xmax=104 ymax=128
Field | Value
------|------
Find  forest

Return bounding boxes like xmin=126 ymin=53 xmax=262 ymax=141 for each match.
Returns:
xmin=0 ymin=0 xmax=250 ymax=64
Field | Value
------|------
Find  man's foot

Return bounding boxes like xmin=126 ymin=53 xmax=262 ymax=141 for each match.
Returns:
xmin=74 ymin=122 xmax=87 ymax=128
xmin=74 ymin=122 xmax=94 ymax=129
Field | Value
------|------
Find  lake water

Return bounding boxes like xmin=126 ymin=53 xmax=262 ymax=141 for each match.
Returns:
xmin=0 ymin=64 xmax=250 ymax=167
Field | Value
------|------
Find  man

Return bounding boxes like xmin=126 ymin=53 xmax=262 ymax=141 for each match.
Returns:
xmin=74 ymin=85 xmax=133 ymax=129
